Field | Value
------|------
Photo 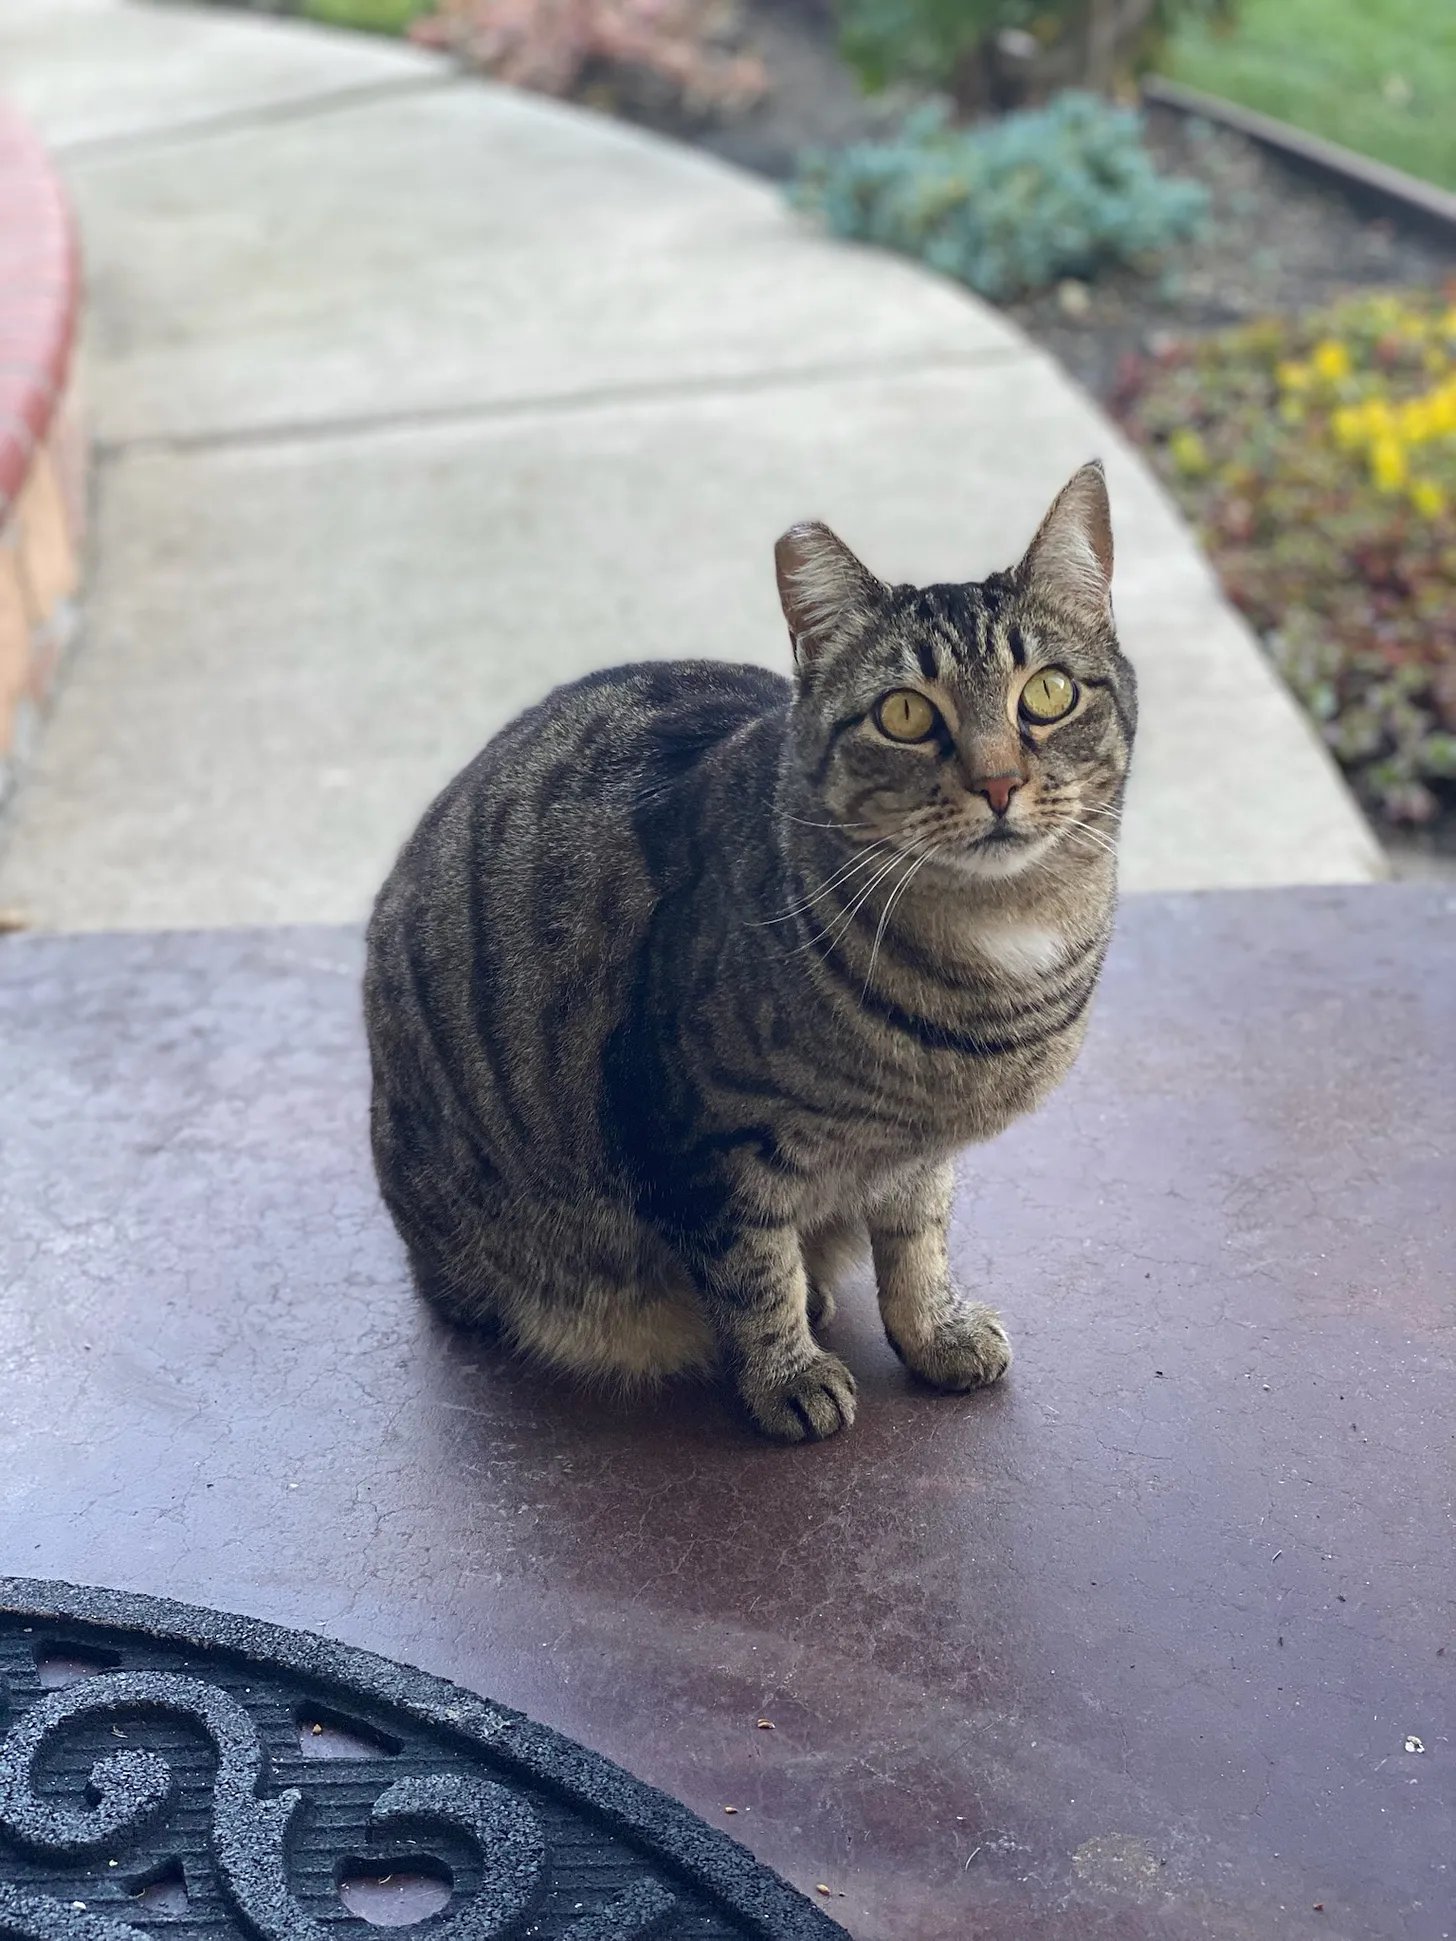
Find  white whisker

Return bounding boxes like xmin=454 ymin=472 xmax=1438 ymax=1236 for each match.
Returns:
xmin=1062 ymin=818 xmax=1120 ymax=858
xmin=793 ymin=840 xmax=930 ymax=959
xmin=783 ymin=813 xmax=875 ymax=833
xmin=812 ymin=846 xmax=925 ymax=957
xmin=750 ymin=840 xmax=890 ymax=926
xmin=863 ymin=843 xmax=939 ymax=997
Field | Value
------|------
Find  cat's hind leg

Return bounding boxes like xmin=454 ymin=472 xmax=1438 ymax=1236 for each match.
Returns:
xmin=500 ymin=1274 xmax=714 ymax=1390
xmin=408 ymin=1249 xmax=504 ymax=1340
xmin=411 ymin=1195 xmax=714 ymax=1391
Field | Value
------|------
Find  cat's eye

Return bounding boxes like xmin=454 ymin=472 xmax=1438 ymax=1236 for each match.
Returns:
xmin=1019 ymin=668 xmax=1078 ymax=724
xmin=875 ymin=689 xmax=939 ymax=743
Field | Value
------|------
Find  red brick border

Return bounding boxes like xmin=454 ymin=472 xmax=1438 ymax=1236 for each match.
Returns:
xmin=0 ymin=98 xmax=84 ymax=817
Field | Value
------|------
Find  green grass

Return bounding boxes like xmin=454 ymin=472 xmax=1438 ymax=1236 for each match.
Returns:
xmin=1160 ymin=0 xmax=1456 ymax=192
xmin=300 ymin=0 xmax=430 ymax=33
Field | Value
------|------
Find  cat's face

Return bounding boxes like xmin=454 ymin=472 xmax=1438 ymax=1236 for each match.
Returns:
xmin=776 ymin=465 xmax=1137 ymax=881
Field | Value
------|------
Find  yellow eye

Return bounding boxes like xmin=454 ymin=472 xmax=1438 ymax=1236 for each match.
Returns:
xmin=875 ymin=689 xmax=938 ymax=743
xmin=1019 ymin=668 xmax=1078 ymax=724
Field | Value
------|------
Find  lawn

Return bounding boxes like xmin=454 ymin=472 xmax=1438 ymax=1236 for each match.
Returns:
xmin=1160 ymin=0 xmax=1456 ymax=191
xmin=300 ymin=0 xmax=428 ymax=31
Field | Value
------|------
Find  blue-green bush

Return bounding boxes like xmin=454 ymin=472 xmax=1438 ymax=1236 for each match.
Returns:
xmin=792 ymin=92 xmax=1209 ymax=303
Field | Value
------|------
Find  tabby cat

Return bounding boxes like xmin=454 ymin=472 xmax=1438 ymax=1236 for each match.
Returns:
xmin=364 ymin=462 xmax=1136 ymax=1441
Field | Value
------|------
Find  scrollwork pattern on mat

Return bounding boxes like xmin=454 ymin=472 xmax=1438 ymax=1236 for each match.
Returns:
xmin=0 ymin=1882 xmax=149 ymax=1941
xmin=0 ymin=1672 xmax=660 ymax=1941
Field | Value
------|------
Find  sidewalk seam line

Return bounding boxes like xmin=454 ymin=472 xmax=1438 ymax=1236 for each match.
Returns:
xmin=54 ymin=72 xmax=463 ymax=163
xmin=92 ymin=345 xmax=1040 ymax=459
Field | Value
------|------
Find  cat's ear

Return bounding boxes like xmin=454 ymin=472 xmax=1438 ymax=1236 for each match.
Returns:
xmin=1018 ymin=461 xmax=1114 ymax=621
xmin=774 ymin=521 xmax=886 ymax=668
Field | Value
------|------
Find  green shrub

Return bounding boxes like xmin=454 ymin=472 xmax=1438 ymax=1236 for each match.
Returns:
xmin=792 ymin=92 xmax=1207 ymax=302
xmin=836 ymin=0 xmax=1018 ymax=95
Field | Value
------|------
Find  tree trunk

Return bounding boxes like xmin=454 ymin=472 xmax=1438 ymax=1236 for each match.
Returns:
xmin=982 ymin=0 xmax=1165 ymax=109
xmin=948 ymin=32 xmax=1000 ymax=118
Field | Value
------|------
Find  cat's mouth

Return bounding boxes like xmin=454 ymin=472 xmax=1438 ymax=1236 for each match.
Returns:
xmin=938 ymin=820 xmax=1047 ymax=880
xmin=967 ymin=822 xmax=1033 ymax=850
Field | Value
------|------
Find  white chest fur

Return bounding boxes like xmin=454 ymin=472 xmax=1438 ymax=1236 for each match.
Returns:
xmin=968 ymin=918 xmax=1067 ymax=979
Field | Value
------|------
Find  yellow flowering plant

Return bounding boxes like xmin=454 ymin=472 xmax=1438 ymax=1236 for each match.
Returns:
xmin=1117 ymin=287 xmax=1456 ymax=828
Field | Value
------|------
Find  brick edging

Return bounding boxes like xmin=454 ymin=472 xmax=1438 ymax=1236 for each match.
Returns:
xmin=0 ymin=98 xmax=85 ymax=818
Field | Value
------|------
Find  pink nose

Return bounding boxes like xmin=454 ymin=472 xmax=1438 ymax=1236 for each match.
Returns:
xmin=973 ymin=773 xmax=1023 ymax=816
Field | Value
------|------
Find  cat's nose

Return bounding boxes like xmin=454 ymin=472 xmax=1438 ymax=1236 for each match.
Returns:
xmin=972 ymin=773 xmax=1024 ymax=817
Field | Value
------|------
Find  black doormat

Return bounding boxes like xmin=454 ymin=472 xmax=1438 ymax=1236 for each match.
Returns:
xmin=0 ymin=1582 xmax=846 ymax=1941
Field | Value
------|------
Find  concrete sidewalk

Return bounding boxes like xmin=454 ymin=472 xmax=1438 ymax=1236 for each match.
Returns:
xmin=0 ymin=0 xmax=1381 ymax=929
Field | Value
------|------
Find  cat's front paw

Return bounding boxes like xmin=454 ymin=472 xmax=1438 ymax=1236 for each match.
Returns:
xmin=740 ymin=1350 xmax=858 ymax=1443
xmin=892 ymin=1302 xmax=1012 ymax=1392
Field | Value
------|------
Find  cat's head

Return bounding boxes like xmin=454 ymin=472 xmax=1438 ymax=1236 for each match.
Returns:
xmin=774 ymin=463 xmax=1137 ymax=881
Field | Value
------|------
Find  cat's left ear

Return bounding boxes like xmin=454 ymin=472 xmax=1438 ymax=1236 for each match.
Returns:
xmin=775 ymin=521 xmax=886 ymax=669
xmin=1019 ymin=461 xmax=1114 ymax=622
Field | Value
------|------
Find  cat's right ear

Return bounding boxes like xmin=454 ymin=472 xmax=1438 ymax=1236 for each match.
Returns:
xmin=774 ymin=522 xmax=886 ymax=671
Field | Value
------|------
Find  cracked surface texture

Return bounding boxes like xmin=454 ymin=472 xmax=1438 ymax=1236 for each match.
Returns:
xmin=0 ymin=885 xmax=1451 ymax=1937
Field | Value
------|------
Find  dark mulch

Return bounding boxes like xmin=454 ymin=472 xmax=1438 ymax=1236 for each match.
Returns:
xmin=1008 ymin=107 xmax=1456 ymax=403
xmin=690 ymin=0 xmax=901 ymax=177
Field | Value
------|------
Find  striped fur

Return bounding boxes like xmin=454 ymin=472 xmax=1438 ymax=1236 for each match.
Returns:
xmin=364 ymin=465 xmax=1136 ymax=1440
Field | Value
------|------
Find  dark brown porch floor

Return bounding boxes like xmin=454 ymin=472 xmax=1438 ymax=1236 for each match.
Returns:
xmin=1 ymin=887 xmax=1451 ymax=1941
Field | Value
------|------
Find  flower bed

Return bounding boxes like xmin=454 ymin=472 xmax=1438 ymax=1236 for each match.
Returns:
xmin=1117 ymin=289 xmax=1456 ymax=830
